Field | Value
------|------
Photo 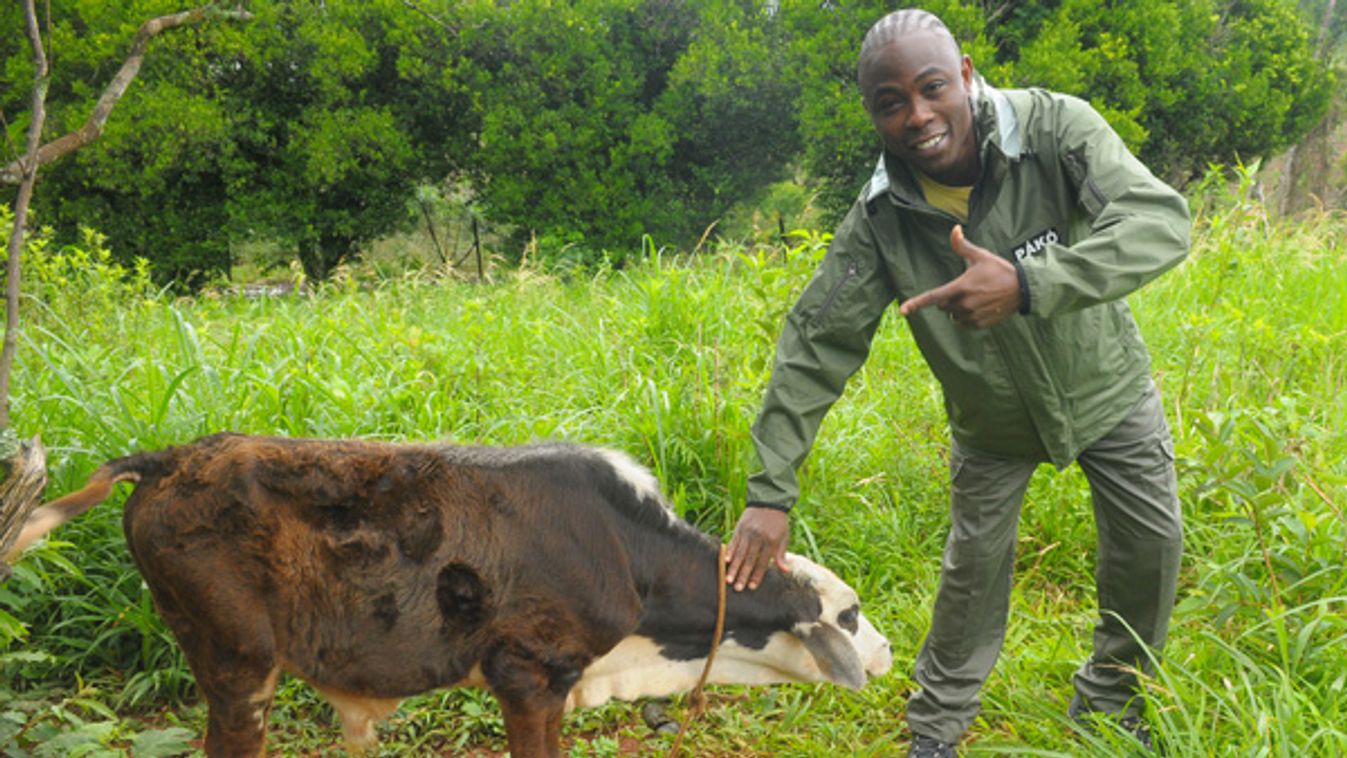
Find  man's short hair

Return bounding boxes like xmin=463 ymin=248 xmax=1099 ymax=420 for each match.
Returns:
xmin=857 ymin=9 xmax=962 ymax=84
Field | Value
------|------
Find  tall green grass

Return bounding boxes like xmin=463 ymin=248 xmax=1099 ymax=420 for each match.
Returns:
xmin=1 ymin=173 xmax=1344 ymax=755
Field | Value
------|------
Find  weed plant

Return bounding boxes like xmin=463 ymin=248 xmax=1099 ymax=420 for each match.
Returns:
xmin=0 ymin=170 xmax=1344 ymax=755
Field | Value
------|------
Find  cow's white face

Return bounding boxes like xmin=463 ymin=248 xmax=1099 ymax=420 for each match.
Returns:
xmin=782 ymin=552 xmax=892 ymax=689
xmin=565 ymin=552 xmax=892 ymax=709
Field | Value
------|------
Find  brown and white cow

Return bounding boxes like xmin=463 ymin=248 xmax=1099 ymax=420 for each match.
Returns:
xmin=6 ymin=433 xmax=891 ymax=758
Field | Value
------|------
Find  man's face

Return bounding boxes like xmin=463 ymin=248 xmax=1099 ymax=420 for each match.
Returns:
xmin=860 ymin=30 xmax=978 ymax=186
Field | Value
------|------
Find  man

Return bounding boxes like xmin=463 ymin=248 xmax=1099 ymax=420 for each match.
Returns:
xmin=724 ymin=9 xmax=1188 ymax=756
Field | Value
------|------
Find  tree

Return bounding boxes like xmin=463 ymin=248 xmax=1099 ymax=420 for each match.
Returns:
xmin=453 ymin=0 xmax=687 ymax=256
xmin=5 ymin=0 xmax=464 ymax=285
xmin=215 ymin=0 xmax=466 ymax=280
xmin=0 ymin=0 xmax=250 ymax=572
xmin=999 ymin=0 xmax=1332 ymax=185
xmin=2 ymin=1 xmax=252 ymax=417
xmin=455 ymin=0 xmax=801 ymax=258
xmin=653 ymin=0 xmax=802 ymax=242
xmin=2 ymin=2 xmax=264 ymax=287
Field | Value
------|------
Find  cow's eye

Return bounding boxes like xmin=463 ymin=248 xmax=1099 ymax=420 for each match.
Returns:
xmin=837 ymin=606 xmax=859 ymax=634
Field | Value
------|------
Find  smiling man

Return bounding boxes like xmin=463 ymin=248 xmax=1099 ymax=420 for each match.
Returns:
xmin=725 ymin=8 xmax=1190 ymax=756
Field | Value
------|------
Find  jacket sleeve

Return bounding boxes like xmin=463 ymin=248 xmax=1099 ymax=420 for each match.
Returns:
xmin=1019 ymin=93 xmax=1192 ymax=317
xmin=745 ymin=204 xmax=896 ymax=510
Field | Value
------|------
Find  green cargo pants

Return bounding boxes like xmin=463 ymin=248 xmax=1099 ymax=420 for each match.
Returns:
xmin=905 ymin=383 xmax=1183 ymax=743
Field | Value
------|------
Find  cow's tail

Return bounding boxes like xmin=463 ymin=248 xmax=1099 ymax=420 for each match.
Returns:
xmin=4 ymin=460 xmax=145 ymax=562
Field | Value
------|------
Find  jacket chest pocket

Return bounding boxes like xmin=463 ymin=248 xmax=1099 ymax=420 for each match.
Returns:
xmin=975 ymin=158 xmax=1079 ymax=262
xmin=880 ymin=222 xmax=968 ymax=301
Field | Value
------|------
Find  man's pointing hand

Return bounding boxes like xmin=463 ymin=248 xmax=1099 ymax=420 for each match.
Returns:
xmin=898 ymin=225 xmax=1021 ymax=328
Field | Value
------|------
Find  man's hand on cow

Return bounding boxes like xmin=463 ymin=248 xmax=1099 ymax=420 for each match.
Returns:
xmin=898 ymin=225 xmax=1021 ymax=328
xmin=726 ymin=506 xmax=790 ymax=592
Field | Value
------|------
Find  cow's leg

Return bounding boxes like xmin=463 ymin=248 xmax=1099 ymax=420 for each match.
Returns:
xmin=315 ymin=687 xmax=401 ymax=754
xmin=497 ymin=696 xmax=566 ymax=758
xmin=483 ymin=613 xmax=592 ymax=758
xmin=543 ymin=705 xmax=566 ymax=758
xmin=198 ymin=664 xmax=280 ymax=758
xmin=485 ymin=648 xmax=579 ymax=758
xmin=142 ymin=572 xmax=278 ymax=758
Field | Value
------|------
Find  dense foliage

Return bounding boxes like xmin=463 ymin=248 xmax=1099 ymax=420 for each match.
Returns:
xmin=1 ymin=0 xmax=462 ymax=283
xmin=0 ymin=0 xmax=1334 ymax=281
xmin=991 ymin=0 xmax=1334 ymax=184
xmin=455 ymin=0 xmax=801 ymax=260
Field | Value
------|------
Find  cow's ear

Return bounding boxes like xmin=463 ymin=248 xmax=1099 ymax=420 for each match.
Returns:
xmin=800 ymin=625 xmax=865 ymax=690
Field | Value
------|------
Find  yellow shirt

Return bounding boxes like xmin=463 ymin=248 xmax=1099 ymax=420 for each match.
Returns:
xmin=917 ymin=171 xmax=972 ymax=223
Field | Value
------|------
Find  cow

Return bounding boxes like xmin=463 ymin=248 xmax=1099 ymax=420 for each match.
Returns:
xmin=5 ymin=433 xmax=892 ymax=758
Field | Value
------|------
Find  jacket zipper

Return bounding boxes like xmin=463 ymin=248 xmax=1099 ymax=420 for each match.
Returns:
xmin=816 ymin=260 xmax=858 ymax=321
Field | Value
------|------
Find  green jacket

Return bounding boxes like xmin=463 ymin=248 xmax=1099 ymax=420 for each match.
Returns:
xmin=746 ymin=84 xmax=1191 ymax=510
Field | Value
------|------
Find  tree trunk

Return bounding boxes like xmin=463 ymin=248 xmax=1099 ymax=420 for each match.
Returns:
xmin=297 ymin=236 xmax=329 ymax=282
xmin=1 ymin=0 xmax=53 ymax=429
xmin=0 ymin=436 xmax=48 ymax=582
xmin=1276 ymin=0 xmax=1340 ymax=215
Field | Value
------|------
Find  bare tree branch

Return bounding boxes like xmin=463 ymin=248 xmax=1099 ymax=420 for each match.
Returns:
xmin=1315 ymin=0 xmax=1339 ymax=56
xmin=0 ymin=5 xmax=254 ymax=185
xmin=402 ymin=0 xmax=459 ymax=35
xmin=2 ymin=3 xmax=252 ymax=428
xmin=982 ymin=1 xmax=1024 ymax=29
xmin=1 ymin=0 xmax=52 ymax=428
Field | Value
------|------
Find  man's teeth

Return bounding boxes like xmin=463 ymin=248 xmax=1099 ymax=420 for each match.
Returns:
xmin=915 ymin=134 xmax=943 ymax=150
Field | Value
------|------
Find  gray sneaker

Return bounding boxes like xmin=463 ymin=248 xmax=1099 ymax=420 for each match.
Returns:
xmin=908 ymin=733 xmax=957 ymax=758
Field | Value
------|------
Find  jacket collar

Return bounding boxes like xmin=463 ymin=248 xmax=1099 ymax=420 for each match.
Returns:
xmin=866 ymin=77 xmax=1021 ymax=208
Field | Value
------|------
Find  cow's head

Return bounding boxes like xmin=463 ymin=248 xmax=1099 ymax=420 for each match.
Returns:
xmin=774 ymin=552 xmax=892 ymax=689
xmin=566 ymin=551 xmax=892 ymax=708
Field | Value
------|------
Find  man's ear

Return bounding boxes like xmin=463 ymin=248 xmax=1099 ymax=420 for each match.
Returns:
xmin=960 ymin=55 xmax=975 ymax=89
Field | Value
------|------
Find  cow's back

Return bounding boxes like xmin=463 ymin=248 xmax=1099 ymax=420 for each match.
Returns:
xmin=121 ymin=434 xmax=644 ymax=700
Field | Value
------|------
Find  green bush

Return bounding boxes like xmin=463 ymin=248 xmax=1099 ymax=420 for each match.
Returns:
xmin=456 ymin=0 xmax=800 ymax=260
